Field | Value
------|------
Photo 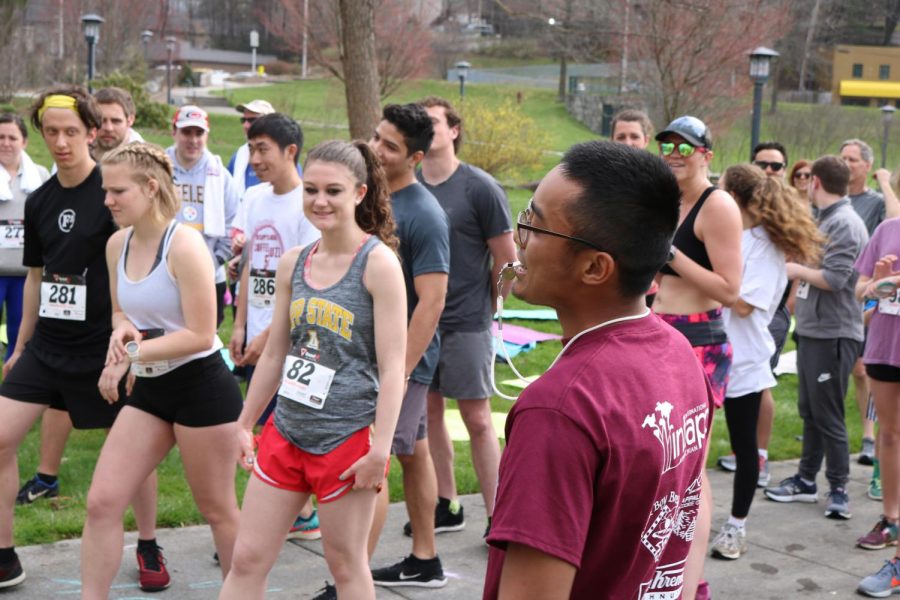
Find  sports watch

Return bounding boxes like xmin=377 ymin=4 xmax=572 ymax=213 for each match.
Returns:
xmin=125 ymin=341 xmax=140 ymax=362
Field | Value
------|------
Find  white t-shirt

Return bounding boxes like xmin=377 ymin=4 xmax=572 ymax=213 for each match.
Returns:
xmin=723 ymin=226 xmax=787 ymax=397
xmin=241 ymin=182 xmax=320 ymax=343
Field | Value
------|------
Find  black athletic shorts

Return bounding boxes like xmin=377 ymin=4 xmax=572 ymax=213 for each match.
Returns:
xmin=0 ymin=346 xmax=122 ymax=429
xmin=127 ymin=352 xmax=242 ymax=427
xmin=866 ymin=363 xmax=900 ymax=383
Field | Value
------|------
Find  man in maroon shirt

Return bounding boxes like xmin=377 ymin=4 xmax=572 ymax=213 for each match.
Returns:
xmin=484 ymin=141 xmax=714 ymax=599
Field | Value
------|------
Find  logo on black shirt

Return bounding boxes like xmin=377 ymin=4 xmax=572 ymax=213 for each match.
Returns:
xmin=58 ymin=209 xmax=76 ymax=233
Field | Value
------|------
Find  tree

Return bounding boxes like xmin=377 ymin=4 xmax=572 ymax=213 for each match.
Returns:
xmin=621 ymin=0 xmax=793 ymax=128
xmin=338 ymin=0 xmax=380 ymax=140
xmin=0 ymin=1 xmax=27 ymax=101
xmin=260 ymin=0 xmax=433 ymax=99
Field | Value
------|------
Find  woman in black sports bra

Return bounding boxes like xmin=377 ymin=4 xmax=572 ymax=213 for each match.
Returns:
xmin=651 ymin=116 xmax=743 ymax=600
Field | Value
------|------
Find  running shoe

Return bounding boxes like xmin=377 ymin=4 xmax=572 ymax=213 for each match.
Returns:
xmin=371 ymin=554 xmax=448 ymax=588
xmin=764 ymin=474 xmax=818 ymax=503
xmin=403 ymin=497 xmax=465 ymax=536
xmin=695 ymin=579 xmax=711 ymax=600
xmin=858 ymin=517 xmax=899 ymax=550
xmin=136 ymin=541 xmax=170 ymax=592
xmin=15 ymin=475 xmax=59 ymax=505
xmin=716 ymin=454 xmax=736 ymax=472
xmin=858 ymin=558 xmax=900 ymax=597
xmin=0 ymin=555 xmax=25 ymax=589
xmin=825 ymin=487 xmax=851 ymax=520
xmin=710 ymin=523 xmax=747 ymax=560
xmin=310 ymin=581 xmax=337 ymax=600
xmin=756 ymin=456 xmax=770 ymax=488
xmin=869 ymin=476 xmax=884 ymax=501
xmin=287 ymin=509 xmax=322 ymax=540
xmin=860 ymin=437 xmax=876 ymax=466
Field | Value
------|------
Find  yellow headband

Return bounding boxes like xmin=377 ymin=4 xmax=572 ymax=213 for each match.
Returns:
xmin=37 ymin=95 xmax=78 ymax=123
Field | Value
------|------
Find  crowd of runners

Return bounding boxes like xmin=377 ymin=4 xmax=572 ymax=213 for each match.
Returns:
xmin=0 ymin=82 xmax=898 ymax=599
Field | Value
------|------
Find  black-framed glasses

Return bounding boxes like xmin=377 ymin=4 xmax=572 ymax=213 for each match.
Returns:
xmin=516 ymin=198 xmax=606 ymax=252
xmin=754 ymin=160 xmax=785 ymax=172
xmin=240 ymin=117 xmax=258 ymax=124
xmin=794 ymin=172 xmax=811 ymax=180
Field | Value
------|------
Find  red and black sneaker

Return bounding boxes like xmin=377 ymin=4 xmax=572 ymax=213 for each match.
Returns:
xmin=136 ymin=541 xmax=170 ymax=592
xmin=0 ymin=555 xmax=25 ymax=589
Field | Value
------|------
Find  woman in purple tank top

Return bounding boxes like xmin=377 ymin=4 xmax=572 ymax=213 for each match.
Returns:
xmin=652 ymin=116 xmax=743 ymax=600
xmin=219 ymin=140 xmax=406 ymax=600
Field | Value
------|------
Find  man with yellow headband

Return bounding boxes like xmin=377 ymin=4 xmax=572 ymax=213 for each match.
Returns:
xmin=0 ymin=86 xmax=167 ymax=591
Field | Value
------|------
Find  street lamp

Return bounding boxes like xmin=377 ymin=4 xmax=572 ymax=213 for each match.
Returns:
xmin=250 ymin=30 xmax=259 ymax=73
xmin=748 ymin=46 xmax=779 ymax=161
xmin=81 ymin=13 xmax=104 ymax=93
xmin=881 ymin=104 xmax=896 ymax=168
xmin=141 ymin=30 xmax=153 ymax=62
xmin=455 ymin=61 xmax=471 ymax=98
xmin=165 ymin=36 xmax=176 ymax=106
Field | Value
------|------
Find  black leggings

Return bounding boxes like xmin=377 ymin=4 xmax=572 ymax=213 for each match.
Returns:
xmin=724 ymin=391 xmax=762 ymax=519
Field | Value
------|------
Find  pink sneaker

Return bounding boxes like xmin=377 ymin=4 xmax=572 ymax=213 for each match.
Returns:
xmin=695 ymin=579 xmax=711 ymax=600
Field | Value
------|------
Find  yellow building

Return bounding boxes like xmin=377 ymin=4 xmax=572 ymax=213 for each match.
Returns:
xmin=833 ymin=45 xmax=900 ymax=106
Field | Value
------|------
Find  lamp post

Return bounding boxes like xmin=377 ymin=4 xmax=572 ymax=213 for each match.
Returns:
xmin=455 ymin=61 xmax=471 ymax=98
xmin=81 ymin=14 xmax=104 ymax=93
xmin=141 ymin=30 xmax=153 ymax=62
xmin=250 ymin=30 xmax=259 ymax=73
xmin=748 ymin=46 xmax=779 ymax=161
xmin=881 ymin=104 xmax=896 ymax=169
xmin=165 ymin=36 xmax=176 ymax=105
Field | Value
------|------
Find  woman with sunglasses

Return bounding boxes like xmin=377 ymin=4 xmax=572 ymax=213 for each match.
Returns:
xmin=652 ymin=115 xmax=743 ymax=600
xmin=789 ymin=160 xmax=813 ymax=203
xmin=711 ymin=164 xmax=822 ymax=562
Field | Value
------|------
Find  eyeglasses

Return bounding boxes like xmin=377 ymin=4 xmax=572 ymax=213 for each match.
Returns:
xmin=240 ymin=117 xmax=258 ymax=124
xmin=659 ymin=141 xmax=708 ymax=158
xmin=754 ymin=160 xmax=785 ymax=172
xmin=516 ymin=198 xmax=606 ymax=252
xmin=793 ymin=172 xmax=811 ymax=180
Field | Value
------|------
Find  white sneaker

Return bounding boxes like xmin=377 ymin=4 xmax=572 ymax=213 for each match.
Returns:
xmin=710 ymin=522 xmax=747 ymax=560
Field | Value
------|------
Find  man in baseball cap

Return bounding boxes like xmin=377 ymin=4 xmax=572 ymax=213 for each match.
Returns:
xmin=173 ymin=104 xmax=210 ymax=132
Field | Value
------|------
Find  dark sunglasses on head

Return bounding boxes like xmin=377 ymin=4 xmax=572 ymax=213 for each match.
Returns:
xmin=240 ymin=117 xmax=258 ymax=124
xmin=793 ymin=172 xmax=811 ymax=180
xmin=659 ymin=142 xmax=707 ymax=158
xmin=754 ymin=160 xmax=785 ymax=172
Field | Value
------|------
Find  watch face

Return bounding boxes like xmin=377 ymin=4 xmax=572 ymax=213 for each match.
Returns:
xmin=126 ymin=341 xmax=139 ymax=353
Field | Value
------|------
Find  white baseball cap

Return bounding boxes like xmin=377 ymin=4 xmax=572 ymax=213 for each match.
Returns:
xmin=173 ymin=105 xmax=210 ymax=131
xmin=235 ymin=99 xmax=275 ymax=115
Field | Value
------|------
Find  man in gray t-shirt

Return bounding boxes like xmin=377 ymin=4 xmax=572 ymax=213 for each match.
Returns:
xmin=417 ymin=97 xmax=516 ymax=536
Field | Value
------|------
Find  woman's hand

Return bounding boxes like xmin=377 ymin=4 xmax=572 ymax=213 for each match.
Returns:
xmin=107 ymin=321 xmax=141 ymax=366
xmin=340 ymin=449 xmax=388 ymax=492
xmin=237 ymin=426 xmax=257 ymax=472
xmin=98 ymin=360 xmax=131 ymax=404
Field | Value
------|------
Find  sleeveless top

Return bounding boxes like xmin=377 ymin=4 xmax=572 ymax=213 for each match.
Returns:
xmin=659 ymin=186 xmax=716 ymax=276
xmin=273 ymin=235 xmax=381 ymax=455
xmin=117 ymin=221 xmax=222 ymax=375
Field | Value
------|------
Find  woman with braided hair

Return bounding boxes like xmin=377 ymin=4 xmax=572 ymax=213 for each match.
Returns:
xmin=80 ymin=142 xmax=243 ymax=598
xmin=710 ymin=163 xmax=822 ymax=561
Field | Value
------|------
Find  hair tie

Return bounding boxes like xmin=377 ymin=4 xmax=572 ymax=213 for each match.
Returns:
xmin=37 ymin=95 xmax=79 ymax=123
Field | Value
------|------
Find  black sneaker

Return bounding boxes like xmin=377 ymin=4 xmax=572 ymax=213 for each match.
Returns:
xmin=0 ymin=555 xmax=25 ymax=589
xmin=403 ymin=497 xmax=466 ymax=537
xmin=16 ymin=475 xmax=59 ymax=505
xmin=311 ymin=580 xmax=337 ymax=600
xmin=372 ymin=554 xmax=447 ymax=588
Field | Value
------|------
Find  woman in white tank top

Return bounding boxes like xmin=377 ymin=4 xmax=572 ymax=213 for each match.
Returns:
xmin=81 ymin=143 xmax=243 ymax=598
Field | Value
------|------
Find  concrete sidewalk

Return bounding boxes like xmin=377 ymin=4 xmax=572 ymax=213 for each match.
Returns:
xmin=8 ymin=456 xmax=891 ymax=598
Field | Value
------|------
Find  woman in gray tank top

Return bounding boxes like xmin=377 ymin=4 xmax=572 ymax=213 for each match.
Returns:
xmin=220 ymin=140 xmax=406 ymax=600
xmin=83 ymin=143 xmax=243 ymax=597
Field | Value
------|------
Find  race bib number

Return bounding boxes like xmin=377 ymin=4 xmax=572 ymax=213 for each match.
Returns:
xmin=796 ymin=280 xmax=810 ymax=300
xmin=131 ymin=328 xmax=170 ymax=377
xmin=0 ymin=219 xmax=24 ymax=249
xmin=249 ymin=268 xmax=276 ymax=308
xmin=39 ymin=274 xmax=86 ymax=321
xmin=879 ymin=287 xmax=900 ymax=316
xmin=277 ymin=352 xmax=336 ymax=410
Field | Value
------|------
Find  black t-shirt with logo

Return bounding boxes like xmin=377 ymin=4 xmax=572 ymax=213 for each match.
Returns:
xmin=23 ymin=166 xmax=116 ymax=370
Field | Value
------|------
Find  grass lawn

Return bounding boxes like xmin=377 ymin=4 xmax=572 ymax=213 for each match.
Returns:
xmin=6 ymin=77 xmax=871 ymax=545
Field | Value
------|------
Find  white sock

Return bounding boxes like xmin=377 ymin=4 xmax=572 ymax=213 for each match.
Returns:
xmin=727 ymin=515 xmax=746 ymax=531
xmin=758 ymin=448 xmax=768 ymax=460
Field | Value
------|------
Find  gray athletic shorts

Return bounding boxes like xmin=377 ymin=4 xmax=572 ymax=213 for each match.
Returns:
xmin=430 ymin=328 xmax=493 ymax=400
xmin=391 ymin=381 xmax=428 ymax=456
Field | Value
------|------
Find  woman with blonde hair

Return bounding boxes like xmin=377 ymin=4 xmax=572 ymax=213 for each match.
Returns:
xmin=710 ymin=164 xmax=822 ymax=561
xmin=80 ymin=142 xmax=243 ymax=598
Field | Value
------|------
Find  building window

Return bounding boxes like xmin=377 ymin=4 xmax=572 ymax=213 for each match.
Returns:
xmin=880 ymin=65 xmax=891 ymax=80
xmin=852 ymin=63 xmax=863 ymax=78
